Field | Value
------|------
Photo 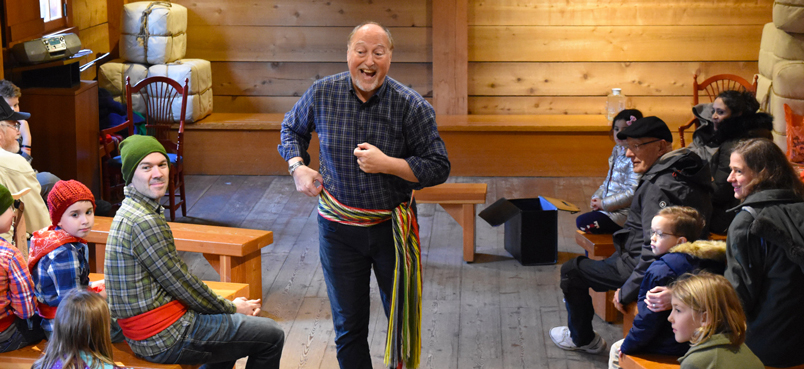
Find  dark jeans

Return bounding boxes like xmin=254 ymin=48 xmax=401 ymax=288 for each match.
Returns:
xmin=318 ymin=215 xmax=396 ymax=369
xmin=142 ymin=313 xmax=285 ymax=369
xmin=560 ymin=255 xmax=630 ymax=346
xmin=0 ymin=316 xmax=44 ymax=353
xmin=576 ymin=211 xmax=622 ymax=234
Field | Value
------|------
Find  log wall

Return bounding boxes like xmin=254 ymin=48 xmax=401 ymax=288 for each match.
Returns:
xmin=467 ymin=0 xmax=772 ymax=128
xmin=95 ymin=0 xmax=771 ymax=128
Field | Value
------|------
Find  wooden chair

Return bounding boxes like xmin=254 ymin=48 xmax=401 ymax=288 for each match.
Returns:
xmin=128 ymin=76 xmax=189 ymax=220
xmin=678 ymin=73 xmax=758 ymax=147
xmin=98 ymin=107 xmax=135 ymax=210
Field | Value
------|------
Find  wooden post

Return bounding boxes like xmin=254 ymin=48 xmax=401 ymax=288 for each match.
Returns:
xmin=432 ymin=0 xmax=468 ymax=115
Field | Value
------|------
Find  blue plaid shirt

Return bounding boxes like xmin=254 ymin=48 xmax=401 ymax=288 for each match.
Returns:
xmin=278 ymin=72 xmax=450 ymax=210
xmin=31 ymin=238 xmax=89 ymax=333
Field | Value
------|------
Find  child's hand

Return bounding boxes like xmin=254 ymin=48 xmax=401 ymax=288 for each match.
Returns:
xmin=590 ymin=198 xmax=603 ymax=211
xmin=618 ymin=348 xmax=624 ymax=362
xmin=645 ymin=286 xmax=672 ymax=312
xmin=612 ymin=288 xmax=626 ymax=314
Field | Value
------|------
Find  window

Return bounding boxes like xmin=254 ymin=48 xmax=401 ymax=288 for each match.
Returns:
xmin=40 ymin=0 xmax=70 ymax=33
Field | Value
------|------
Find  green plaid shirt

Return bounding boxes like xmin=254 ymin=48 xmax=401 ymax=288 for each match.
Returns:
xmin=104 ymin=186 xmax=236 ymax=357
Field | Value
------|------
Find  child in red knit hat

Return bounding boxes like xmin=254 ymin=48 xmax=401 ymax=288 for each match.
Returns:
xmin=28 ymin=180 xmax=122 ymax=341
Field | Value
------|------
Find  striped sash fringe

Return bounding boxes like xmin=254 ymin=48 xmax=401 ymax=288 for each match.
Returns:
xmin=318 ymin=189 xmax=422 ymax=368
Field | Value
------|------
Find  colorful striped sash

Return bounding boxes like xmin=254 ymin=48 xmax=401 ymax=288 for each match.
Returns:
xmin=318 ymin=189 xmax=422 ymax=369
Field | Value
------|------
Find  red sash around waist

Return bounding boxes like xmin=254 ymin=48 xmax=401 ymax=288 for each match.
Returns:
xmin=37 ymin=301 xmax=58 ymax=320
xmin=116 ymin=300 xmax=188 ymax=341
xmin=0 ymin=314 xmax=16 ymax=332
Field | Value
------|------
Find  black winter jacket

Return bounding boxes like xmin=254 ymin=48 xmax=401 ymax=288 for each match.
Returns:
xmin=725 ymin=189 xmax=804 ymax=367
xmin=613 ymin=148 xmax=713 ymax=304
xmin=689 ymin=104 xmax=773 ymax=233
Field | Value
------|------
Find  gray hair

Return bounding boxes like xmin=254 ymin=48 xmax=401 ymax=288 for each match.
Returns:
xmin=347 ymin=22 xmax=394 ymax=51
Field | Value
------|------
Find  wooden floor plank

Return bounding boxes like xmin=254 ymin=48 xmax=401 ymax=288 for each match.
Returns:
xmin=172 ymin=175 xmax=632 ymax=369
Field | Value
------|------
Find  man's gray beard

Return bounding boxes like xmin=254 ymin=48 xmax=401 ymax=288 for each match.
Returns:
xmin=351 ymin=72 xmax=380 ymax=93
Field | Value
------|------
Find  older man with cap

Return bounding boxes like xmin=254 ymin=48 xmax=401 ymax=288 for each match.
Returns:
xmin=104 ymin=135 xmax=284 ymax=368
xmin=549 ymin=116 xmax=713 ymax=354
xmin=0 ymin=98 xmax=50 ymax=242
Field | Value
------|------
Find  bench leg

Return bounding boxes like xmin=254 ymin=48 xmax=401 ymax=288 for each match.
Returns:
xmin=204 ymin=253 xmax=262 ymax=300
xmin=591 ymin=288 xmax=622 ymax=323
xmin=440 ymin=203 xmax=477 ymax=263
xmin=88 ymin=243 xmax=106 ymax=273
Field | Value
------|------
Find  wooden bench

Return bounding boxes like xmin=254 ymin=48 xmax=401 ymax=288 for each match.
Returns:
xmin=89 ymin=273 xmax=250 ymax=301
xmin=86 ymin=216 xmax=272 ymax=300
xmin=575 ymin=231 xmax=620 ymax=323
xmin=416 ymin=183 xmax=488 ymax=262
xmin=0 ymin=279 xmax=247 ymax=368
xmin=179 ymin=113 xmax=612 ymax=177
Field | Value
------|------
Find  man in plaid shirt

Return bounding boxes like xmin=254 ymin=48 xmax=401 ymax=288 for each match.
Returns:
xmin=105 ymin=135 xmax=284 ymax=368
xmin=278 ymin=22 xmax=449 ymax=368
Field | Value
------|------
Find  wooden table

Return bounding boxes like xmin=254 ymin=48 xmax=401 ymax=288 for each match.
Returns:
xmin=87 ymin=216 xmax=272 ymax=300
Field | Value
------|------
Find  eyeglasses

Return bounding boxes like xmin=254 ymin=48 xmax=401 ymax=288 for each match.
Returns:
xmin=627 ymin=139 xmax=662 ymax=152
xmin=650 ymin=229 xmax=677 ymax=239
xmin=0 ymin=121 xmax=20 ymax=131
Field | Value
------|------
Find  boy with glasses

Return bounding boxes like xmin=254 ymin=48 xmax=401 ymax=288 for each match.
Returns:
xmin=550 ymin=116 xmax=713 ymax=354
xmin=608 ymin=206 xmax=725 ymax=368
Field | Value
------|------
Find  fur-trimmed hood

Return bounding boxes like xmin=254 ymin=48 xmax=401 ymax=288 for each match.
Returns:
xmin=666 ymin=240 xmax=727 ymax=263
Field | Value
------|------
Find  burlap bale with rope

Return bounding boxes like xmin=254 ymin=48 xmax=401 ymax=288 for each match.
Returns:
xmin=99 ymin=59 xmax=149 ymax=114
xmin=148 ymin=59 xmax=213 ymax=122
xmin=121 ymin=1 xmax=187 ymax=65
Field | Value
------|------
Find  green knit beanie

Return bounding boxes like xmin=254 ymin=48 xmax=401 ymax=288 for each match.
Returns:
xmin=119 ymin=135 xmax=170 ymax=185
xmin=0 ymin=184 xmax=12 ymax=212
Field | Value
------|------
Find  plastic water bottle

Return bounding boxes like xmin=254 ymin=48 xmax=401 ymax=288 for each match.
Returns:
xmin=606 ymin=88 xmax=628 ymax=122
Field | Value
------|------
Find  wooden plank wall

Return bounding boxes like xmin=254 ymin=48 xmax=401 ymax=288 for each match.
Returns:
xmin=167 ymin=0 xmax=433 ymax=114
xmin=75 ymin=0 xmax=111 ymax=80
xmin=98 ymin=0 xmax=770 ymax=130
xmin=468 ymin=0 xmax=772 ymax=130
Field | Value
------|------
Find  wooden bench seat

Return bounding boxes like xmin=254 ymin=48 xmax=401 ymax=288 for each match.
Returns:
xmin=178 ymin=113 xmax=611 ymax=177
xmin=622 ymin=353 xmax=804 ymax=369
xmin=87 ymin=217 xmax=272 ymax=300
xmin=416 ymin=183 xmax=488 ymax=262
xmin=0 ymin=278 xmax=247 ymax=368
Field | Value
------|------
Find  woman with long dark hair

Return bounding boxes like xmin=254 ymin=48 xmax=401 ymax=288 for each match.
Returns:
xmin=689 ymin=90 xmax=773 ymax=233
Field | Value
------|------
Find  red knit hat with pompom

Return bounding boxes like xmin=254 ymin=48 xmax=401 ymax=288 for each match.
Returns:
xmin=47 ymin=180 xmax=96 ymax=226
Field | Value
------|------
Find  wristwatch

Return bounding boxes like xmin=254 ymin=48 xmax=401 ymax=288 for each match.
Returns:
xmin=288 ymin=161 xmax=305 ymax=175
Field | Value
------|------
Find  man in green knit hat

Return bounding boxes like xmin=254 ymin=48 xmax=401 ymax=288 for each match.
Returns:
xmin=104 ymin=135 xmax=285 ymax=368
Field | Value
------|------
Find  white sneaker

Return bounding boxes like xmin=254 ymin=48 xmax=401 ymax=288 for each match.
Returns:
xmin=549 ymin=326 xmax=607 ymax=354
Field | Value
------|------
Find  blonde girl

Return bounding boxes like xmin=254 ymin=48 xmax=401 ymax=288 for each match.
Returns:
xmin=33 ymin=289 xmax=123 ymax=369
xmin=668 ymin=273 xmax=763 ymax=369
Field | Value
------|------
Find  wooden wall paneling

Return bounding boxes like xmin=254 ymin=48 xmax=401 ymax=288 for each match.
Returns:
xmin=212 ymin=96 xmax=303 ymax=114
xmin=185 ymin=26 xmax=430 ymax=62
xmin=432 ymin=0 xmax=468 ymax=114
xmin=175 ymin=0 xmax=430 ymax=27
xmin=182 ymin=130 xmax=321 ymax=175
xmin=213 ymin=95 xmax=434 ymax=114
xmin=211 ymin=62 xmax=432 ymax=96
xmin=73 ymin=0 xmax=108 ymax=30
xmin=2 ymin=0 xmax=43 ymax=45
xmin=469 ymin=62 xmax=759 ymax=96
xmin=78 ymin=23 xmax=111 ymax=80
xmin=441 ymin=131 xmax=612 ymax=176
xmin=107 ymin=0 xmax=124 ymax=57
xmin=469 ymin=0 xmax=773 ymax=26
xmin=468 ymin=25 xmax=763 ymax=62
xmin=468 ymin=96 xmax=694 ymax=127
